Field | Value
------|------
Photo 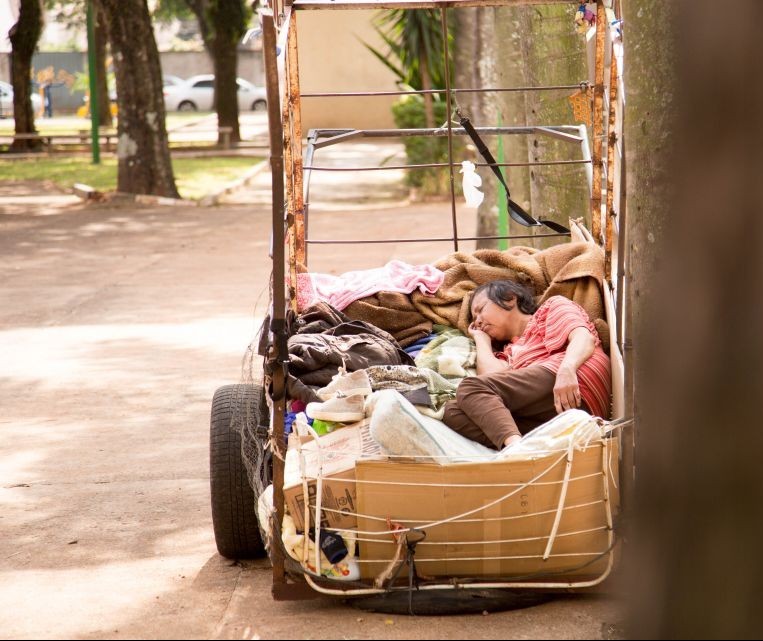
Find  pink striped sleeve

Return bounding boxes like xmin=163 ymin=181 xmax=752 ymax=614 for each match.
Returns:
xmin=542 ymin=297 xmax=599 ymax=352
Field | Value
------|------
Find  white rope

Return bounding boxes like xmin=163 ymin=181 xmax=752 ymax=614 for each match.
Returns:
xmin=607 ymin=428 xmax=619 ymax=490
xmin=291 ymin=421 xmax=617 ymax=588
xmin=356 ymin=550 xmax=610 ymax=564
xmin=351 ymin=524 xmax=609 ymax=546
xmin=543 ymin=426 xmax=584 ymax=559
xmin=315 ymin=498 xmax=604 ymax=528
xmin=338 ymin=450 xmax=569 ymax=537
xmin=302 ymin=448 xmax=604 ymax=537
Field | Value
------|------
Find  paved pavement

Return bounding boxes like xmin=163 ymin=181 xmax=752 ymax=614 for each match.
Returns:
xmin=0 ymin=149 xmax=626 ymax=639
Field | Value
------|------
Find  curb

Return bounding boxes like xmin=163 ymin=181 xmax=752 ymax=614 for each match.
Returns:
xmin=198 ymin=160 xmax=268 ymax=207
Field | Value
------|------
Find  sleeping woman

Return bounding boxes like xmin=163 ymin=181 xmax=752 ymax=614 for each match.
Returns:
xmin=442 ymin=280 xmax=611 ymax=450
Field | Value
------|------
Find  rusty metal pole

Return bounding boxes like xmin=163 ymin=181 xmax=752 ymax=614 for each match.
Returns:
xmin=440 ymin=7 xmax=459 ymax=252
xmin=590 ymin=0 xmax=606 ymax=244
xmin=280 ymin=11 xmax=298 ymax=313
xmin=287 ymin=10 xmax=307 ymax=268
xmin=604 ymin=47 xmax=619 ymax=282
xmin=262 ymin=11 xmax=287 ymax=594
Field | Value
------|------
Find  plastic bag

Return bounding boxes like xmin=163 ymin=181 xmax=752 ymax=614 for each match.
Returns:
xmin=460 ymin=160 xmax=484 ymax=208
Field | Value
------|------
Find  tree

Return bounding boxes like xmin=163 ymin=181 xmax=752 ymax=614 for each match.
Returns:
xmin=454 ymin=7 xmax=500 ymax=249
xmin=97 ymin=0 xmax=179 ymax=197
xmin=9 ymin=0 xmax=43 ymax=152
xmin=184 ymin=0 xmax=250 ymax=144
xmin=517 ymin=4 xmax=587 ymax=248
xmin=626 ymin=1 xmax=763 ymax=638
xmin=455 ymin=5 xmax=586 ymax=249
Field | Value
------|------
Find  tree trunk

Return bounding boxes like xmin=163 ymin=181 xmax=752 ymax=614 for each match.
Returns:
xmin=626 ymin=1 xmax=763 ymax=638
xmin=94 ymin=2 xmax=113 ymax=129
xmin=495 ymin=5 xmax=531 ymax=247
xmin=519 ymin=4 xmax=587 ymax=249
xmin=454 ymin=7 xmax=500 ymax=249
xmin=98 ymin=0 xmax=179 ymax=197
xmin=210 ymin=37 xmax=241 ymax=144
xmin=9 ymin=0 xmax=42 ymax=152
xmin=187 ymin=0 xmax=247 ymax=145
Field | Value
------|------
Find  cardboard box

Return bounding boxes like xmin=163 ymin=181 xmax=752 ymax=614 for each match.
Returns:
xmin=283 ymin=419 xmax=382 ymax=531
xmin=356 ymin=437 xmax=620 ymax=582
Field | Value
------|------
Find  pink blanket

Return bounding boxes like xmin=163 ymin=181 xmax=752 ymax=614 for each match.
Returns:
xmin=297 ymin=260 xmax=444 ymax=312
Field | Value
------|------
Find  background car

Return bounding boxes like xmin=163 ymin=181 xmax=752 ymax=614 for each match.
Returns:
xmin=107 ymin=75 xmax=183 ymax=101
xmin=162 ymin=74 xmax=184 ymax=88
xmin=0 ymin=81 xmax=43 ymax=117
xmin=163 ymin=74 xmax=267 ymax=112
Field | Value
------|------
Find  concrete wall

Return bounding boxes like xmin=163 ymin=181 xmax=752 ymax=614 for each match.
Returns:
xmin=295 ymin=10 xmax=398 ymax=131
xmin=32 ymin=52 xmax=86 ymax=112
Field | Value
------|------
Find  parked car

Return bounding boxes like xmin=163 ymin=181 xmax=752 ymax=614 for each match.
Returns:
xmin=0 ymin=81 xmax=42 ymax=117
xmin=106 ymin=75 xmax=183 ymax=102
xmin=163 ymin=74 xmax=267 ymax=112
xmin=162 ymin=74 xmax=184 ymax=88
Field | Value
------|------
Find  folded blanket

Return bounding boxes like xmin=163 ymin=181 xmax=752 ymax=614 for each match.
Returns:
xmin=414 ymin=326 xmax=476 ymax=380
xmin=297 ymin=260 xmax=444 ymax=312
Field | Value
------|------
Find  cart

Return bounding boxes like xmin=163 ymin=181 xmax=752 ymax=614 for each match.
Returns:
xmin=209 ymin=0 xmax=633 ymax=608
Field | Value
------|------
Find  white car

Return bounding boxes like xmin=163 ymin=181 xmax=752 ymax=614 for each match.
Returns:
xmin=0 ymin=81 xmax=42 ymax=117
xmin=163 ymin=74 xmax=267 ymax=112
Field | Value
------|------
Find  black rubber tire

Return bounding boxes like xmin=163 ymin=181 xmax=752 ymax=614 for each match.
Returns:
xmin=178 ymin=100 xmax=197 ymax=112
xmin=210 ymin=384 xmax=267 ymax=559
xmin=252 ymin=99 xmax=267 ymax=112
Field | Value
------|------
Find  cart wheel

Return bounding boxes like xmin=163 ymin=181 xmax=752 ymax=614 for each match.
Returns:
xmin=210 ymin=384 xmax=268 ymax=559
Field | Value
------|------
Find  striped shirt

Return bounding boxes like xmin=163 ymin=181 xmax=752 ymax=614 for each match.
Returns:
xmin=497 ymin=296 xmax=611 ymax=419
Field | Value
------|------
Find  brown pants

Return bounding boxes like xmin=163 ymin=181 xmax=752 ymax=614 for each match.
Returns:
xmin=442 ymin=366 xmax=575 ymax=450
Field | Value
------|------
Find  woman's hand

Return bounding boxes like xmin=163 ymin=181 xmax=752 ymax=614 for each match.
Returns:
xmin=553 ymin=364 xmax=582 ymax=413
xmin=468 ymin=320 xmax=492 ymax=345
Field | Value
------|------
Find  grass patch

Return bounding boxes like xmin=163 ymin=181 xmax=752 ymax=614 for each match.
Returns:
xmin=0 ymin=113 xmax=216 ymax=135
xmin=0 ymin=155 xmax=261 ymax=200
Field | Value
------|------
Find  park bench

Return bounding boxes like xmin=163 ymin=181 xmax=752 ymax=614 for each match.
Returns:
xmin=0 ymin=131 xmax=118 ymax=154
xmin=1 ymin=125 xmax=235 ymax=152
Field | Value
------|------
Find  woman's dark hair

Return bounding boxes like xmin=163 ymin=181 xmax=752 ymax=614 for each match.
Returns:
xmin=470 ymin=280 xmax=538 ymax=317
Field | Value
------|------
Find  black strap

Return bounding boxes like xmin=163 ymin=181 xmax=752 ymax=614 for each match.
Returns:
xmin=458 ymin=112 xmax=570 ymax=235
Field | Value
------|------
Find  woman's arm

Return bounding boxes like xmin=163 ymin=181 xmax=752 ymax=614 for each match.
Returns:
xmin=553 ymin=326 xmax=596 ymax=413
xmin=469 ymin=323 xmax=510 ymax=375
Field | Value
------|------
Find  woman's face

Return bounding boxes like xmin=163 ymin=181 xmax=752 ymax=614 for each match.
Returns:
xmin=470 ymin=291 xmax=525 ymax=342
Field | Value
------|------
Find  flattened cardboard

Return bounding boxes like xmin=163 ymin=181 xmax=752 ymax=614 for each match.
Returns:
xmin=284 ymin=419 xmax=381 ymax=531
xmin=284 ymin=468 xmax=358 ymax=532
xmin=356 ymin=438 xmax=620 ymax=582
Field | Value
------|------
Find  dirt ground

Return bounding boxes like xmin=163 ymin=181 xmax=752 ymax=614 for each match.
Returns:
xmin=0 ymin=155 xmax=626 ymax=639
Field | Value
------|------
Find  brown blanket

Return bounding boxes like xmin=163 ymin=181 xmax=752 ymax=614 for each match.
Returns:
xmin=343 ymin=241 xmax=607 ymax=349
xmin=344 ymin=291 xmax=433 ymax=348
xmin=410 ymin=242 xmax=605 ymax=334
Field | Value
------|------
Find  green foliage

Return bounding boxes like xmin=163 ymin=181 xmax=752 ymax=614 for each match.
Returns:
xmin=392 ymin=96 xmax=462 ymax=195
xmin=153 ymin=0 xmax=195 ymax=23
xmin=207 ymin=0 xmax=251 ymax=45
xmin=364 ymin=9 xmax=451 ymax=91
